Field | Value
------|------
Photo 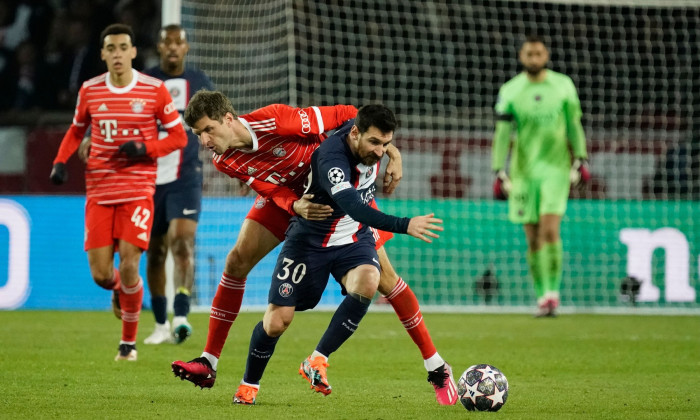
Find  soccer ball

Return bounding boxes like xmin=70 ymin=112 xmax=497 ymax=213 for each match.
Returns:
xmin=457 ymin=364 xmax=509 ymax=412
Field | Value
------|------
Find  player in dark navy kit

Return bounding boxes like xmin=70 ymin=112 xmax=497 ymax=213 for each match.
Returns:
xmin=78 ymin=25 xmax=213 ymax=345
xmin=142 ymin=25 xmax=215 ymax=344
xmin=231 ymin=104 xmax=444 ymax=404
xmin=171 ymin=91 xmax=458 ymax=406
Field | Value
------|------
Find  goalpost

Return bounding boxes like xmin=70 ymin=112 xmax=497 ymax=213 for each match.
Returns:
xmin=173 ymin=0 xmax=700 ymax=314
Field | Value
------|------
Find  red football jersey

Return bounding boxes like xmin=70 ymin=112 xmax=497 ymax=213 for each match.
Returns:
xmin=53 ymin=69 xmax=187 ymax=204
xmin=213 ymin=103 xmax=358 ymax=213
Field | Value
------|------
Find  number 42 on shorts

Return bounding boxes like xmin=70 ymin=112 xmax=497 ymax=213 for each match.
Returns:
xmin=131 ymin=206 xmax=151 ymax=229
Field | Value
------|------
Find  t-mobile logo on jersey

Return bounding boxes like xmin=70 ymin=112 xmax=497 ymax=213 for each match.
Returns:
xmin=99 ymin=119 xmax=118 ymax=143
xmin=265 ymin=172 xmax=287 ymax=185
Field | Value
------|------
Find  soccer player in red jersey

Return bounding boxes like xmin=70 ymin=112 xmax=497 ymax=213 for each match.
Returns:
xmin=171 ymin=90 xmax=457 ymax=405
xmin=49 ymin=24 xmax=187 ymax=361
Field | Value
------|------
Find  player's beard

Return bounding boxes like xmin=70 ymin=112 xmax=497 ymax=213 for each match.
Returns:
xmin=360 ymin=154 xmax=380 ymax=166
xmin=524 ymin=63 xmax=546 ymax=77
xmin=165 ymin=59 xmax=180 ymax=73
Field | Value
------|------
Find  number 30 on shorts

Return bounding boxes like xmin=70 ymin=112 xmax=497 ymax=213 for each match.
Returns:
xmin=131 ymin=206 xmax=151 ymax=229
xmin=276 ymin=257 xmax=307 ymax=283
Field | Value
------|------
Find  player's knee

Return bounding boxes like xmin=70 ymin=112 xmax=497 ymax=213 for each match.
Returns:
xmin=263 ymin=312 xmax=292 ymax=337
xmin=89 ymin=264 xmax=115 ymax=289
xmin=147 ymin=248 xmax=167 ymax=267
xmin=92 ymin=273 xmax=115 ymax=289
xmin=118 ymin=259 xmax=140 ymax=284
xmin=170 ymin=235 xmax=194 ymax=262
xmin=264 ymin=319 xmax=289 ymax=337
xmin=224 ymin=247 xmax=255 ymax=277
xmin=540 ymin=229 xmax=559 ymax=244
xmin=347 ymin=266 xmax=380 ymax=299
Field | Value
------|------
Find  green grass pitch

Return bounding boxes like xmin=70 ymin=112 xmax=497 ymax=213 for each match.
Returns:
xmin=2 ymin=310 xmax=699 ymax=419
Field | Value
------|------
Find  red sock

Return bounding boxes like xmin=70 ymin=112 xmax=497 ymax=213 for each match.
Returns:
xmin=119 ymin=277 xmax=143 ymax=343
xmin=385 ymin=278 xmax=437 ymax=360
xmin=204 ymin=273 xmax=246 ymax=358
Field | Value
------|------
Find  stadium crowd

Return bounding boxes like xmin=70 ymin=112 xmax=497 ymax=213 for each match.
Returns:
xmin=0 ymin=0 xmax=160 ymax=116
xmin=0 ymin=0 xmax=698 ymax=199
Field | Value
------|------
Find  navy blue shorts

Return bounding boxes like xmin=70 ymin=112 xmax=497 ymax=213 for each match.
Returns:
xmin=151 ymin=181 xmax=202 ymax=236
xmin=268 ymin=240 xmax=381 ymax=311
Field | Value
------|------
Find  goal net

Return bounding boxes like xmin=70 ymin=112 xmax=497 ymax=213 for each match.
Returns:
xmin=181 ymin=0 xmax=700 ymax=313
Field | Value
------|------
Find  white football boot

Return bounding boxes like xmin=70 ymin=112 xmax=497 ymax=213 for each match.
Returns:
xmin=144 ymin=321 xmax=173 ymax=344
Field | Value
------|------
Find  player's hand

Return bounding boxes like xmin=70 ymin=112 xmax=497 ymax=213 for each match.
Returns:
xmin=78 ymin=136 xmax=91 ymax=163
xmin=493 ymin=170 xmax=511 ymax=200
xmin=293 ymin=194 xmax=333 ymax=220
xmin=49 ymin=163 xmax=67 ymax=185
xmin=570 ymin=158 xmax=591 ymax=188
xmin=383 ymin=152 xmax=403 ymax=195
xmin=407 ymin=213 xmax=443 ymax=243
xmin=236 ymin=180 xmax=253 ymax=196
xmin=118 ymin=141 xmax=147 ymax=157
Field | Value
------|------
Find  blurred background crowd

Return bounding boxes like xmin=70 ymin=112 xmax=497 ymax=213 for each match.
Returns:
xmin=0 ymin=0 xmax=698 ymax=199
xmin=0 ymin=0 xmax=160 ymax=121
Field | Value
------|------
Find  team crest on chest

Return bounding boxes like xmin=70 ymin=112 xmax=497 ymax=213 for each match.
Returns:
xmin=272 ymin=147 xmax=286 ymax=157
xmin=365 ymin=166 xmax=374 ymax=179
xmin=130 ymin=99 xmax=146 ymax=113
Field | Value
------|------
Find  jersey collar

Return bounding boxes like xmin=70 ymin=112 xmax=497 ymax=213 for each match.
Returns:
xmin=106 ymin=69 xmax=139 ymax=94
xmin=237 ymin=117 xmax=259 ymax=152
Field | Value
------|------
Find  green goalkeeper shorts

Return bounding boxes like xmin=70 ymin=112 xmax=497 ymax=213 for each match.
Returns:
xmin=508 ymin=174 xmax=570 ymax=224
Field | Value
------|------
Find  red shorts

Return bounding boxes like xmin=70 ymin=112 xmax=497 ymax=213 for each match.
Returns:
xmin=245 ymin=195 xmax=393 ymax=249
xmin=84 ymin=197 xmax=154 ymax=251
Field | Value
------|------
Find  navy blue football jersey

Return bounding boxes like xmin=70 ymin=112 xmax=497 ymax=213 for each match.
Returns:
xmin=285 ymin=120 xmax=410 ymax=247
xmin=144 ymin=66 xmax=214 ymax=187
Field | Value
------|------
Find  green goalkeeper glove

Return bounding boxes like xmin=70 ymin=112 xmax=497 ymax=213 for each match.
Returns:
xmin=570 ymin=158 xmax=591 ymax=188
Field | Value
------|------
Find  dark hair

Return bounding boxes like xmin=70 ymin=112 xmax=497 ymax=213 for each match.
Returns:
xmin=184 ymin=89 xmax=238 ymax=127
xmin=523 ymin=35 xmax=546 ymax=46
xmin=100 ymin=23 xmax=136 ymax=47
xmin=160 ymin=24 xmax=187 ymax=41
xmin=355 ymin=104 xmax=397 ymax=134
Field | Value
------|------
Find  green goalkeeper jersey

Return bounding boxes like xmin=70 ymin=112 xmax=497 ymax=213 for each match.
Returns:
xmin=491 ymin=70 xmax=587 ymax=179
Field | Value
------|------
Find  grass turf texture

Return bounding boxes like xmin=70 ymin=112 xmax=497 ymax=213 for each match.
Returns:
xmin=2 ymin=311 xmax=699 ymax=419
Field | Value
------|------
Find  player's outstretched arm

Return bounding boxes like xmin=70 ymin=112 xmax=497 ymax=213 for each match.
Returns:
xmin=293 ymin=194 xmax=333 ymax=221
xmin=406 ymin=213 xmax=443 ymax=243
xmin=383 ymin=144 xmax=403 ymax=195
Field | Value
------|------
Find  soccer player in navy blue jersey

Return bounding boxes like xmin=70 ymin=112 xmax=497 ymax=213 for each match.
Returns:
xmin=231 ymin=104 xmax=445 ymax=405
xmin=141 ymin=25 xmax=215 ymax=345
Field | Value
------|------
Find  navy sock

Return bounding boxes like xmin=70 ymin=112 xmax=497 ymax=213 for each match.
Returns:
xmin=174 ymin=292 xmax=190 ymax=317
xmin=243 ymin=321 xmax=280 ymax=385
xmin=316 ymin=294 xmax=370 ymax=356
xmin=151 ymin=295 xmax=167 ymax=324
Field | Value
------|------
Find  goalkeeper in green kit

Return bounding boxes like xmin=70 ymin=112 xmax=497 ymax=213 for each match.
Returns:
xmin=491 ymin=36 xmax=590 ymax=317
